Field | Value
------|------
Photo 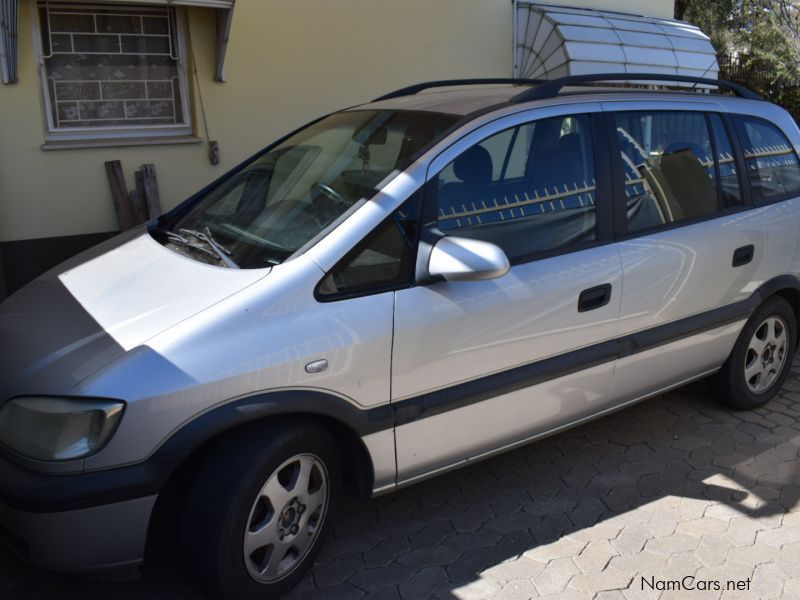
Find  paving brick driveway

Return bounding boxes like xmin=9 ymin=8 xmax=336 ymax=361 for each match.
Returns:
xmin=3 ymin=357 xmax=800 ymax=600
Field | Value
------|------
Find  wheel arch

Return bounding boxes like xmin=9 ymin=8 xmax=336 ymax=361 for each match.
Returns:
xmin=757 ymin=274 xmax=800 ymax=347
xmin=144 ymin=391 xmax=389 ymax=560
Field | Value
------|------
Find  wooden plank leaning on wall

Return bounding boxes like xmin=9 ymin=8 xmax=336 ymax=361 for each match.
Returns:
xmin=105 ymin=161 xmax=163 ymax=231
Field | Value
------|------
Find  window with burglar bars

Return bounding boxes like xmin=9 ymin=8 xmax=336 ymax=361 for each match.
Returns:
xmin=37 ymin=3 xmax=191 ymax=140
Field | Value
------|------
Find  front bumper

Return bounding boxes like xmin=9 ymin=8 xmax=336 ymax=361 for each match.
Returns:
xmin=0 ymin=495 xmax=157 ymax=572
xmin=0 ymin=450 xmax=182 ymax=572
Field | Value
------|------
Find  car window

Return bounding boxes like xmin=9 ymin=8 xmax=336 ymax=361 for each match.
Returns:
xmin=427 ymin=114 xmax=597 ymax=263
xmin=614 ymin=111 xmax=719 ymax=234
xmin=438 ymin=127 xmax=523 ymax=185
xmin=734 ymin=116 xmax=800 ymax=202
xmin=316 ymin=194 xmax=419 ymax=299
xmin=709 ymin=114 xmax=743 ymax=208
xmin=158 ymin=110 xmax=457 ymax=269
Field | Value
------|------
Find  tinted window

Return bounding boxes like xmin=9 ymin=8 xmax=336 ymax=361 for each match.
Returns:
xmin=709 ymin=114 xmax=742 ymax=208
xmin=735 ymin=116 xmax=800 ymax=201
xmin=615 ymin=111 xmax=719 ymax=234
xmin=317 ymin=196 xmax=419 ymax=298
xmin=428 ymin=114 xmax=597 ymax=262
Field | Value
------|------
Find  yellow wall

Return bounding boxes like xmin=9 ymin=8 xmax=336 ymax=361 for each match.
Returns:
xmin=0 ymin=0 xmax=672 ymax=242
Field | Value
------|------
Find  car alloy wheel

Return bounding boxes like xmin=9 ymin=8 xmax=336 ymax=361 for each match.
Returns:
xmin=243 ymin=453 xmax=329 ymax=583
xmin=744 ymin=315 xmax=788 ymax=394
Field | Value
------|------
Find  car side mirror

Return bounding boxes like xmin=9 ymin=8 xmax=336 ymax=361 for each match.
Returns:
xmin=427 ymin=236 xmax=510 ymax=282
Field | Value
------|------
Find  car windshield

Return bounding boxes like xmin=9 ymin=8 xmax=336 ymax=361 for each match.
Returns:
xmin=156 ymin=109 xmax=458 ymax=268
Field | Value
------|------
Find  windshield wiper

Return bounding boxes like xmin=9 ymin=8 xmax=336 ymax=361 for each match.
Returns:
xmin=163 ymin=228 xmax=239 ymax=269
xmin=178 ymin=227 xmax=240 ymax=269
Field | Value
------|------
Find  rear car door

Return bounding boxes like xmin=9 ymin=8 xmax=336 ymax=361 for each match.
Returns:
xmin=390 ymin=105 xmax=624 ymax=483
xmin=606 ymin=101 xmax=800 ymax=402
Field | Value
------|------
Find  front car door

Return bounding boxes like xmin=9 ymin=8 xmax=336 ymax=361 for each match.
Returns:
xmin=390 ymin=105 xmax=624 ymax=484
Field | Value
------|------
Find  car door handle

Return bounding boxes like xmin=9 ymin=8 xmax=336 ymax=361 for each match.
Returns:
xmin=732 ymin=244 xmax=754 ymax=267
xmin=578 ymin=284 xmax=612 ymax=313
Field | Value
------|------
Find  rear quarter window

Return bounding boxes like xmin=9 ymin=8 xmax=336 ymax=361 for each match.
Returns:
xmin=734 ymin=115 xmax=800 ymax=203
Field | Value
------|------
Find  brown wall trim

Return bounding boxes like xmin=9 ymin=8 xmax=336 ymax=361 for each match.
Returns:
xmin=0 ymin=231 xmax=118 ymax=300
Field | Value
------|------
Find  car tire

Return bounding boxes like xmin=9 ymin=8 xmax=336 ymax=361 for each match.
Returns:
xmin=715 ymin=296 xmax=796 ymax=410
xmin=180 ymin=420 xmax=341 ymax=600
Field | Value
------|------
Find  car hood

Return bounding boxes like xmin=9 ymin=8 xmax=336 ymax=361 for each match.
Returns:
xmin=0 ymin=230 xmax=269 ymax=402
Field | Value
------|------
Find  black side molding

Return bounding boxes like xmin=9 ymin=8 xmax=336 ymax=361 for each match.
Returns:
xmin=157 ymin=390 xmax=395 ymax=459
xmin=391 ymin=274 xmax=800 ymax=425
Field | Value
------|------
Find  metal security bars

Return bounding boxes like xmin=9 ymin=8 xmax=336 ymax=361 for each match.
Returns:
xmin=439 ymin=181 xmax=597 ymax=228
xmin=37 ymin=2 xmax=191 ymax=138
xmin=0 ymin=0 xmax=18 ymax=84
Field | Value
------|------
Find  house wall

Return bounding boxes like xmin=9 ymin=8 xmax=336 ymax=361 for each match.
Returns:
xmin=0 ymin=0 xmax=673 ymax=295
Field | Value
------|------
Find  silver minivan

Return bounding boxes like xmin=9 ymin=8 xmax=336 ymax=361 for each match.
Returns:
xmin=2 ymin=74 xmax=800 ymax=599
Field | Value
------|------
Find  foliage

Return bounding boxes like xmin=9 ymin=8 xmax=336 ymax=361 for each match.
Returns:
xmin=677 ymin=0 xmax=800 ymax=121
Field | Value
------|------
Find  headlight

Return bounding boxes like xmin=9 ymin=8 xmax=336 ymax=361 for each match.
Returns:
xmin=0 ymin=397 xmax=124 ymax=461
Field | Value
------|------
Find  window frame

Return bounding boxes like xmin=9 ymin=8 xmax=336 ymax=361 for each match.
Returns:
xmin=313 ymin=189 xmax=423 ymax=303
xmin=33 ymin=1 xmax=193 ymax=144
xmin=711 ymin=112 xmax=752 ymax=211
xmin=314 ymin=105 xmax=615 ymax=302
xmin=421 ymin=106 xmax=614 ymax=269
xmin=606 ymin=107 xmax=752 ymax=241
xmin=731 ymin=114 xmax=800 ymax=207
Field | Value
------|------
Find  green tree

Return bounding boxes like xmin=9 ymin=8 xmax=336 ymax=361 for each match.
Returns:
xmin=675 ymin=0 xmax=739 ymax=53
xmin=676 ymin=0 xmax=799 ymax=75
xmin=676 ymin=0 xmax=800 ymax=119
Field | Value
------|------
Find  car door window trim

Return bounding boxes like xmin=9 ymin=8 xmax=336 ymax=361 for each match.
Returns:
xmin=424 ymin=111 xmax=613 ymax=268
xmin=732 ymin=114 xmax=800 ymax=207
xmin=609 ymin=109 xmax=766 ymax=241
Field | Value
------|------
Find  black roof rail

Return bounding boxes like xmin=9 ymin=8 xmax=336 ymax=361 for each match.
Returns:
xmin=373 ymin=78 xmax=544 ymax=102
xmin=510 ymin=73 xmax=763 ymax=103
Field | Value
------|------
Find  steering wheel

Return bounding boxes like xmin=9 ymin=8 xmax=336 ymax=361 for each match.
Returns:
xmin=312 ymin=182 xmax=349 ymax=208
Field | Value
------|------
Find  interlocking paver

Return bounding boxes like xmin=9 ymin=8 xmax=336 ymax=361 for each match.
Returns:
xmin=482 ymin=556 xmax=546 ymax=582
xmin=489 ymin=579 xmax=540 ymax=600
xmin=523 ymin=537 xmax=586 ymax=563
xmin=775 ymin=542 xmax=800 ymax=579
xmin=611 ymin=523 xmax=654 ymax=556
xmin=348 ymin=564 xmax=415 ymax=591
xmin=483 ymin=511 xmax=540 ymax=534
xmin=675 ymin=516 xmax=730 ymax=536
xmin=726 ymin=543 xmax=780 ymax=568
xmin=362 ymin=536 xmax=410 ymax=568
xmin=531 ymin=557 xmax=580 ymax=595
xmin=396 ymin=545 xmax=464 ymax=569
xmin=747 ymin=562 xmax=789 ymax=599
xmin=573 ymin=539 xmax=618 ymax=573
xmin=695 ymin=533 xmax=733 ymax=566
xmin=396 ymin=567 xmax=448 ymax=599
xmin=4 ymin=365 xmax=800 ymax=599
xmin=609 ymin=549 xmax=669 ymax=575
xmin=756 ymin=525 xmax=800 ymax=547
xmin=569 ymin=566 xmax=633 ymax=593
xmin=449 ymin=578 xmax=502 ymax=600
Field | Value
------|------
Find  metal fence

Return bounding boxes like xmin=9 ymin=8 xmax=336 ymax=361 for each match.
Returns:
xmin=718 ymin=52 xmax=800 ymax=123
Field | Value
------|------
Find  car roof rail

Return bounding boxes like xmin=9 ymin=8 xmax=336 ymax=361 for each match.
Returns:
xmin=510 ymin=72 xmax=763 ymax=103
xmin=373 ymin=78 xmax=544 ymax=102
